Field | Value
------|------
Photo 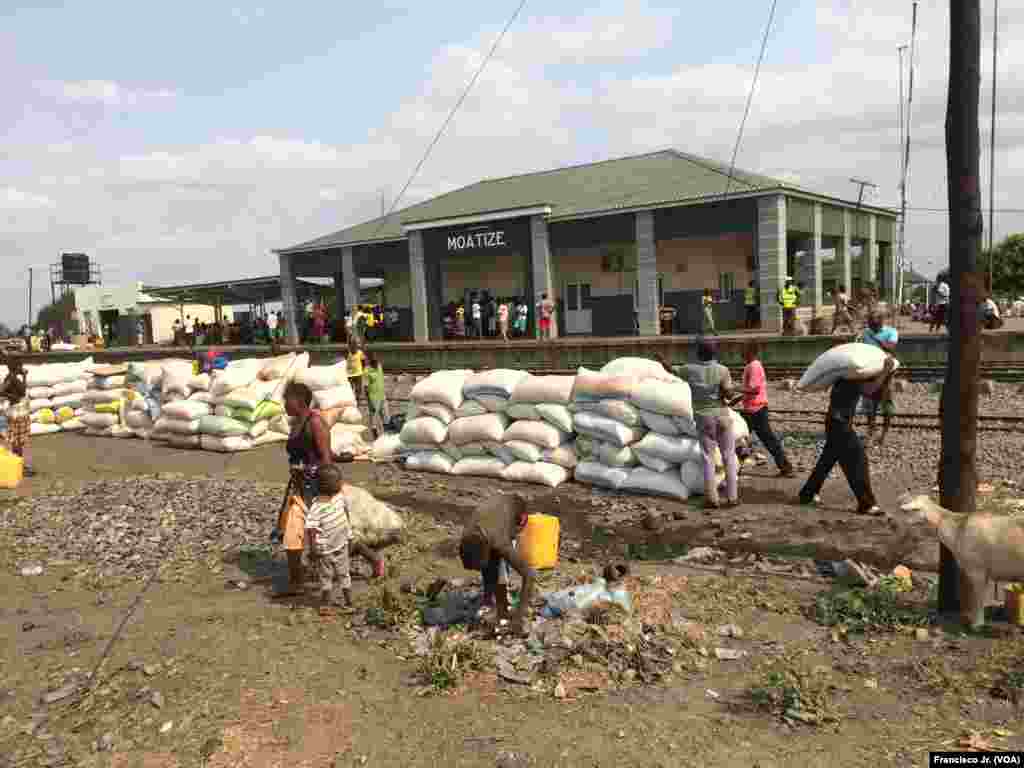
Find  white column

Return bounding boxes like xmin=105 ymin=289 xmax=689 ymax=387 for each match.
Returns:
xmin=863 ymin=213 xmax=878 ymax=285
xmin=812 ymin=203 xmax=824 ymax=311
xmin=341 ymin=246 xmax=359 ymax=309
xmin=530 ymin=214 xmax=558 ymax=338
xmin=634 ymin=211 xmax=659 ymax=335
xmin=841 ymin=209 xmax=853 ymax=295
xmin=278 ymin=252 xmax=301 ymax=345
xmin=408 ymin=231 xmax=429 ymax=342
xmin=757 ymin=195 xmax=787 ymax=333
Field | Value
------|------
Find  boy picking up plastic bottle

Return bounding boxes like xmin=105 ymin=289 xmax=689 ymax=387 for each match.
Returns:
xmin=458 ymin=494 xmax=535 ymax=636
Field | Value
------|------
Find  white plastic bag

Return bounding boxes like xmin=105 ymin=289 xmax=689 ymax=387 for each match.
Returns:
xmin=405 ymin=450 xmax=454 ymax=474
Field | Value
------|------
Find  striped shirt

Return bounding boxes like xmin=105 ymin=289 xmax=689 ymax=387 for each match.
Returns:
xmin=305 ymin=493 xmax=350 ymax=556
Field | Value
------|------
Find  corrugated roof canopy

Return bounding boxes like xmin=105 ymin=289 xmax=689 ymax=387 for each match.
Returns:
xmin=141 ymin=276 xmax=322 ymax=307
xmin=277 ymin=149 xmax=897 ymax=255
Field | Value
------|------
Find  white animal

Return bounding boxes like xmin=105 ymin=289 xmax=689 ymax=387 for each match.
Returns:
xmin=900 ymin=494 xmax=1024 ymax=628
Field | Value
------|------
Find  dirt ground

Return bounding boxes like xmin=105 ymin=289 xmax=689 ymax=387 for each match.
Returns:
xmin=2 ymin=435 xmax=1024 ymax=768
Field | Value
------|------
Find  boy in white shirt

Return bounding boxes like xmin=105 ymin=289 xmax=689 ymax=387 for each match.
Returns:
xmin=304 ymin=464 xmax=353 ymax=614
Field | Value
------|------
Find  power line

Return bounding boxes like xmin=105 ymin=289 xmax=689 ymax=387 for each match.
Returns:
xmin=905 ymin=206 xmax=1024 ymax=214
xmin=371 ymin=0 xmax=528 ymax=235
xmin=722 ymin=0 xmax=779 ymax=199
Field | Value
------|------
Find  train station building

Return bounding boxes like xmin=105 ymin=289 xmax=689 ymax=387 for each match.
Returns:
xmin=274 ymin=150 xmax=898 ymax=344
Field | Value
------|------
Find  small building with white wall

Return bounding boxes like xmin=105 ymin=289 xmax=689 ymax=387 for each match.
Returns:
xmin=74 ymin=282 xmax=231 ymax=344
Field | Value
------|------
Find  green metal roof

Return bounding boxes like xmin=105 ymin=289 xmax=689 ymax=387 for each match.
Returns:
xmin=277 ymin=149 xmax=896 ymax=254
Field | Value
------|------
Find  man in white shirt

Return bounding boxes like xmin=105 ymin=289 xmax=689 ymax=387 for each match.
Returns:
xmin=931 ymin=279 xmax=950 ymax=332
xmin=471 ymin=296 xmax=483 ymax=338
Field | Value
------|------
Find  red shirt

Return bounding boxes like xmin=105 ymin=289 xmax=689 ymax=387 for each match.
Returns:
xmin=742 ymin=360 xmax=768 ymax=413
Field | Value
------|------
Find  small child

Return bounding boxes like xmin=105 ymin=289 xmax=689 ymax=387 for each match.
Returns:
xmin=364 ymin=353 xmax=388 ymax=438
xmin=304 ymin=464 xmax=354 ymax=614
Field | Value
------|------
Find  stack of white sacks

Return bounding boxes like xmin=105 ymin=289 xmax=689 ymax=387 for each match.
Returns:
xmin=293 ymin=357 xmax=363 ymax=457
xmin=80 ymin=363 xmax=135 ymax=438
xmin=20 ymin=358 xmax=94 ymax=435
xmin=572 ymin=357 xmax=746 ymax=501
xmin=496 ymin=372 xmax=576 ymax=487
xmin=399 ymin=369 xmax=472 ymax=475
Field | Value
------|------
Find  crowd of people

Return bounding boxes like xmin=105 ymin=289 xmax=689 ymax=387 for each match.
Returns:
xmin=441 ymin=294 xmax=545 ymax=341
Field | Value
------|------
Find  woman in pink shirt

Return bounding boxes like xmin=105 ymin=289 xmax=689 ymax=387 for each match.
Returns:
xmin=736 ymin=342 xmax=794 ymax=477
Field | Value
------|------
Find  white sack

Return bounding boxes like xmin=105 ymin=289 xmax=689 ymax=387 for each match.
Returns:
xmin=53 ymin=380 xmax=88 ymax=397
xmin=341 ymin=406 xmax=363 ymax=425
xmin=269 ymin=414 xmax=291 ymax=435
xmin=84 ymin=427 xmax=113 ymax=438
xmin=541 ymin=443 xmax=578 ymax=469
xmin=596 ymin=442 xmax=639 ymax=468
xmin=454 ymin=400 xmax=488 ymax=418
xmin=502 ymin=461 xmax=570 ymax=488
xmin=294 ymin=361 xmax=348 ymax=392
xmin=210 ymin=365 xmax=261 ymax=396
xmin=510 ymin=375 xmax=575 ymax=405
xmin=635 ymin=452 xmax=674 ymax=473
xmin=82 ymin=389 xmax=129 ymax=405
xmin=252 ymin=431 xmax=288 ymax=447
xmin=574 ymin=461 xmax=629 ymax=490
xmin=80 ymin=412 xmax=119 ymax=429
xmin=472 ymin=395 xmax=508 ymax=413
xmin=440 ymin=442 xmax=463 ymax=462
xmin=458 ymin=442 xmax=488 ymax=457
xmin=200 ymin=435 xmax=252 ymax=452
xmin=535 ymin=403 xmax=574 ymax=433
xmin=415 ymin=402 xmax=455 ymax=425
xmin=503 ymin=419 xmax=570 ymax=450
xmin=162 ymin=400 xmax=211 ymax=421
xmin=342 ymin=484 xmax=405 ymax=546
xmin=189 ymin=373 xmax=211 ymax=391
xmin=28 ymin=386 xmax=55 ymax=400
xmin=30 ymin=423 xmax=62 ymax=436
xmin=29 ymin=399 xmax=54 ymax=413
xmin=400 ymin=416 xmax=448 ymax=446
xmin=60 ymin=418 xmax=86 ymax=432
xmin=94 ymin=375 xmax=127 ymax=391
xmin=371 ymin=433 xmax=404 ymax=460
xmin=330 ymin=424 xmax=369 ymax=457
xmin=505 ymin=403 xmax=541 ymax=421
xmin=410 ymin=370 xmax=471 ymax=411
xmin=505 ymin=440 xmax=543 ymax=463
xmin=449 ymin=413 xmax=509 ymax=445
xmin=621 ymin=467 xmax=690 ymax=501
xmin=572 ymin=412 xmax=644 ymax=448
xmin=248 ymin=420 xmax=269 ymax=439
xmin=572 ymin=370 xmax=639 ymax=402
xmin=569 ymin=399 xmax=643 ymax=427
xmin=485 ymin=441 xmax=517 ymax=465
xmin=110 ymin=425 xmax=137 ymax=439
xmin=312 ymin=382 xmax=357 ymax=411
xmin=600 ymin=357 xmax=678 ymax=382
xmin=259 ymin=352 xmax=299 ymax=381
xmin=629 ymin=379 xmax=694 ymax=418
xmin=189 ymin=391 xmax=216 ymax=405
xmin=638 ymin=409 xmax=682 ymax=436
xmin=125 ymin=411 xmax=155 ymax=431
xmin=633 ymin=432 xmax=703 ymax=465
xmin=405 ymin=450 xmax=454 ymax=474
xmin=463 ymin=369 xmax=530 ymax=399
xmin=228 ymin=379 xmax=286 ymax=410
xmin=153 ymin=417 xmax=201 ymax=435
xmin=797 ymin=342 xmax=899 ymax=392
xmin=452 ymin=457 xmax=508 ymax=479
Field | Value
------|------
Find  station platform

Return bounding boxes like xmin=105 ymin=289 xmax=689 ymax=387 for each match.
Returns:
xmin=12 ymin=319 xmax=1024 ymax=372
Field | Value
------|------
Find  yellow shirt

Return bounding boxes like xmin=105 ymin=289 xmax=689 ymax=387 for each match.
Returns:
xmin=347 ymin=350 xmax=365 ymax=378
xmin=781 ymin=287 xmax=798 ymax=309
xmin=366 ymin=311 xmax=377 ymax=328
xmin=744 ymin=287 xmax=756 ymax=306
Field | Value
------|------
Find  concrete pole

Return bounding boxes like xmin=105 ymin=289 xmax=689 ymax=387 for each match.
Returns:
xmin=634 ymin=211 xmax=659 ymax=335
xmin=277 ymin=252 xmax=301 ymax=345
xmin=408 ymin=231 xmax=429 ymax=343
xmin=812 ymin=203 xmax=824 ymax=312
xmin=841 ymin=209 xmax=853 ymax=296
xmin=530 ymin=215 xmax=558 ymax=338
xmin=757 ymin=195 xmax=787 ymax=333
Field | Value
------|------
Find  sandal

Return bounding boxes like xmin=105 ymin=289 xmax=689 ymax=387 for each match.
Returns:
xmin=858 ymin=505 xmax=884 ymax=517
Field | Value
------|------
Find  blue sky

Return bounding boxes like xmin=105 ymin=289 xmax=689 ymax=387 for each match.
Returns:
xmin=3 ymin=0 xmax=1022 ymax=329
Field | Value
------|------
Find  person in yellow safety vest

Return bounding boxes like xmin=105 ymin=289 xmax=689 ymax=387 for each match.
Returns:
xmin=744 ymin=281 xmax=759 ymax=329
xmin=364 ymin=305 xmax=377 ymax=342
xmin=779 ymin=278 xmax=798 ymax=335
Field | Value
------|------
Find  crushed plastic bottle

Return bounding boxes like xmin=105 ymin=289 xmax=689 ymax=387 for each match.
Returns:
xmin=540 ymin=577 xmax=632 ymax=618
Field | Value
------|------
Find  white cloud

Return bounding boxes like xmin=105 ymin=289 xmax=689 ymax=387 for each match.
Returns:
xmin=0 ymin=187 xmax=56 ymax=210
xmin=42 ymin=80 xmax=177 ymax=108
xmin=6 ymin=0 xmax=1024 ymax=330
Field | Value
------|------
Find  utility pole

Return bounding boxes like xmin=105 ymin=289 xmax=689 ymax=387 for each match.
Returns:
xmin=898 ymin=44 xmax=908 ymax=308
xmin=28 ymin=267 xmax=34 ymax=331
xmin=987 ymin=0 xmax=999 ymax=281
xmin=938 ymin=0 xmax=983 ymax=615
xmin=849 ymin=177 xmax=878 ymax=209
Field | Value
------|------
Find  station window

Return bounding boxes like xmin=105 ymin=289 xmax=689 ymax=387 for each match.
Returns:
xmin=718 ymin=272 xmax=736 ymax=299
xmin=632 ymin=276 xmax=665 ymax=309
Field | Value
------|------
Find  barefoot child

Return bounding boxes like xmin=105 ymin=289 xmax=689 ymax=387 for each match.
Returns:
xmin=458 ymin=494 xmax=535 ymax=636
xmin=305 ymin=464 xmax=354 ymax=614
